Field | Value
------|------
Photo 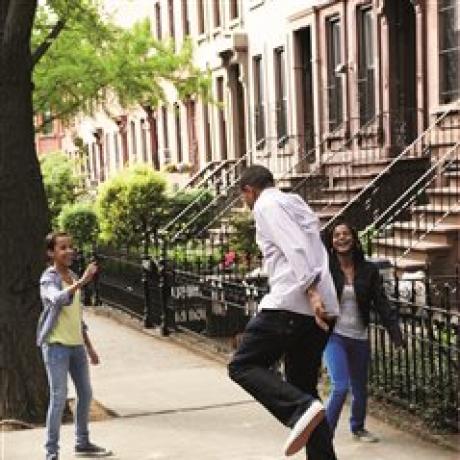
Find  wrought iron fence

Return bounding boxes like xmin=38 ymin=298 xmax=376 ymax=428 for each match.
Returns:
xmin=369 ymin=300 xmax=459 ymax=432
xmin=91 ymin=243 xmax=459 ymax=431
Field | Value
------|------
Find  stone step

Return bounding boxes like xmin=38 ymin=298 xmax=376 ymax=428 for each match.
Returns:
xmin=323 ymin=158 xmax=390 ymax=175
xmin=390 ymin=222 xmax=460 ymax=245
xmin=317 ymin=210 xmax=335 ymax=224
xmin=332 ymin=172 xmax=378 ymax=188
xmin=428 ymin=142 xmax=459 ymax=162
xmin=444 ymin=171 xmax=460 ymax=188
xmin=320 ymin=185 xmax=363 ymax=201
xmin=308 ymin=199 xmax=348 ymax=214
xmin=411 ymin=204 xmax=460 ymax=225
xmin=349 ymin=159 xmax=391 ymax=175
xmin=372 ymin=238 xmax=450 ymax=263
xmin=373 ymin=255 xmax=427 ymax=272
xmin=425 ymin=187 xmax=460 ymax=207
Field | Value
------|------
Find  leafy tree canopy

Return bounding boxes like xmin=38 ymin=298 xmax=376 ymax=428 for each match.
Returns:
xmin=32 ymin=1 xmax=211 ymax=130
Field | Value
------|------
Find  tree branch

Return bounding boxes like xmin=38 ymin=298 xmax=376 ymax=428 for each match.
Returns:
xmin=31 ymin=19 xmax=66 ymax=68
xmin=34 ymin=99 xmax=82 ymax=133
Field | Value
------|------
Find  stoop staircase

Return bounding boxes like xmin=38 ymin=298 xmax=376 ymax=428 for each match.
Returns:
xmin=329 ymin=107 xmax=460 ymax=275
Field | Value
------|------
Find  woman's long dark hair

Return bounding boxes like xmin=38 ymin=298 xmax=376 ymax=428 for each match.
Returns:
xmin=324 ymin=220 xmax=365 ymax=267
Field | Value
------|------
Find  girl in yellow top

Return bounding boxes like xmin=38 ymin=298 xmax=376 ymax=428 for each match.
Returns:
xmin=39 ymin=232 xmax=112 ymax=460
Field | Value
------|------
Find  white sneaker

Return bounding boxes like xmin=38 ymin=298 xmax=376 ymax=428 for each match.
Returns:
xmin=284 ymin=400 xmax=325 ymax=456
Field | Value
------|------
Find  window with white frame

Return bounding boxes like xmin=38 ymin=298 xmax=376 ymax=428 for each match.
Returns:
xmin=174 ymin=103 xmax=183 ymax=163
xmin=154 ymin=2 xmax=162 ymax=40
xmin=439 ymin=0 xmax=460 ymax=104
xmin=203 ymin=102 xmax=212 ymax=162
xmin=326 ymin=16 xmax=343 ymax=131
xmin=161 ymin=106 xmax=171 ymax=164
xmin=253 ymin=55 xmax=265 ymax=148
xmin=168 ymin=0 xmax=175 ymax=48
xmin=130 ymin=120 xmax=137 ymax=161
xmin=358 ymin=7 xmax=375 ymax=124
xmin=213 ymin=0 xmax=221 ymax=29
xmin=230 ymin=0 xmax=239 ymax=20
xmin=105 ymin=133 xmax=111 ymax=174
xmin=141 ymin=119 xmax=148 ymax=163
xmin=197 ymin=0 xmax=205 ymax=35
xmin=182 ymin=0 xmax=190 ymax=36
xmin=216 ymin=77 xmax=227 ymax=160
xmin=113 ymin=132 xmax=120 ymax=170
xmin=274 ymin=47 xmax=287 ymax=142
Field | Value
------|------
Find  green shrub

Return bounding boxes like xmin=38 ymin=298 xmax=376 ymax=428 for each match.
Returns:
xmin=96 ymin=165 xmax=168 ymax=248
xmin=40 ymin=151 xmax=83 ymax=228
xmin=58 ymin=202 xmax=99 ymax=249
xmin=229 ymin=211 xmax=259 ymax=257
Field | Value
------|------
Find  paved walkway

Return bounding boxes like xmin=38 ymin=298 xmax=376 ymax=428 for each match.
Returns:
xmin=2 ymin=313 xmax=458 ymax=460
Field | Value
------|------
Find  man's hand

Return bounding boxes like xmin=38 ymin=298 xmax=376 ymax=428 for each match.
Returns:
xmin=307 ymin=286 xmax=330 ymax=332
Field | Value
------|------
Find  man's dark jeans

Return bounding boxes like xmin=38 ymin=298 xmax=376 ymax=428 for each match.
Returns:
xmin=228 ymin=309 xmax=336 ymax=460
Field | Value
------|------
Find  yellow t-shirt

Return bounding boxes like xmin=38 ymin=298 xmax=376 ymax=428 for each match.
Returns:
xmin=47 ymin=282 xmax=84 ymax=346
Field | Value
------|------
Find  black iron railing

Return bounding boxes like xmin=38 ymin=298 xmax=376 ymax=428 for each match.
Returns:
xmin=369 ymin=299 xmax=459 ymax=432
xmin=362 ymin=141 xmax=459 ymax=270
xmin=177 ymin=160 xmax=221 ymax=191
xmin=325 ymin=108 xmax=459 ymax=232
xmin=161 ymin=154 xmax=248 ymax=238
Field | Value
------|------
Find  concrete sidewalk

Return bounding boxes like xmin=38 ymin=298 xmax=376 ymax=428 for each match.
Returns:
xmin=2 ymin=313 xmax=458 ymax=460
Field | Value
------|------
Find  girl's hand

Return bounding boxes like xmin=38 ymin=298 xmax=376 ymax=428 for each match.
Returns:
xmin=80 ymin=262 xmax=98 ymax=286
xmin=87 ymin=347 xmax=100 ymax=365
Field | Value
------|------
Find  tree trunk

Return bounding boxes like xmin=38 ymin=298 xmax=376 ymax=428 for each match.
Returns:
xmin=0 ymin=2 xmax=50 ymax=422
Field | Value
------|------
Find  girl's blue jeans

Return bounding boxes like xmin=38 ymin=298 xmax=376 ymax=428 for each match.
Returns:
xmin=323 ymin=333 xmax=370 ymax=435
xmin=42 ymin=343 xmax=92 ymax=456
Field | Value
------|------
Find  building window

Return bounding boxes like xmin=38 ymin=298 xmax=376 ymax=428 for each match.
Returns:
xmin=130 ymin=120 xmax=137 ymax=161
xmin=274 ymin=47 xmax=287 ymax=142
xmin=197 ymin=0 xmax=205 ymax=35
xmin=203 ymin=102 xmax=212 ymax=162
xmin=155 ymin=2 xmax=162 ymax=40
xmin=113 ymin=132 xmax=120 ymax=170
xmin=230 ymin=0 xmax=239 ymax=20
xmin=358 ymin=7 xmax=375 ymax=124
xmin=182 ymin=0 xmax=190 ymax=36
xmin=105 ymin=133 xmax=111 ymax=175
xmin=141 ymin=119 xmax=148 ymax=163
xmin=326 ymin=16 xmax=343 ymax=131
xmin=41 ymin=110 xmax=53 ymax=135
xmin=217 ymin=77 xmax=227 ymax=160
xmin=168 ymin=0 xmax=175 ymax=48
xmin=174 ymin=103 xmax=183 ymax=163
xmin=91 ymin=143 xmax=98 ymax=181
xmin=253 ymin=55 xmax=265 ymax=148
xmin=162 ymin=106 xmax=171 ymax=164
xmin=213 ymin=0 xmax=221 ymax=29
xmin=439 ymin=0 xmax=460 ymax=104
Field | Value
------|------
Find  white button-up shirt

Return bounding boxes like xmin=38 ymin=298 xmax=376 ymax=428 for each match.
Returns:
xmin=253 ymin=187 xmax=340 ymax=317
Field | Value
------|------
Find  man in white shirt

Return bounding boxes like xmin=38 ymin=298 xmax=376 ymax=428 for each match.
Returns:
xmin=228 ymin=165 xmax=339 ymax=459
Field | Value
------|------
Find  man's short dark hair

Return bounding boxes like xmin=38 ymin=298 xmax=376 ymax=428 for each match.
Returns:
xmin=240 ymin=165 xmax=275 ymax=190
